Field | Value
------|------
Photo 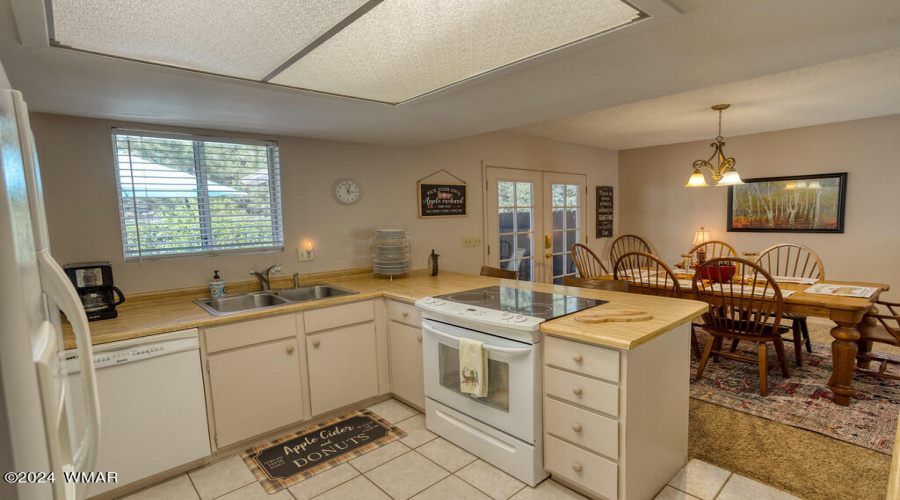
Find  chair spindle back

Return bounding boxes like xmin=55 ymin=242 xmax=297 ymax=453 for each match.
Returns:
xmin=755 ymin=243 xmax=824 ymax=279
xmin=692 ymin=257 xmax=784 ymax=337
xmin=571 ymin=243 xmax=609 ymax=278
xmin=609 ymin=235 xmax=651 ymax=268
xmin=613 ymin=251 xmax=682 ymax=298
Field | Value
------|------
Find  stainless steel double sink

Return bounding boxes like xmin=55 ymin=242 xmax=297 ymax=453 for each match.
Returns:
xmin=194 ymin=284 xmax=358 ymax=316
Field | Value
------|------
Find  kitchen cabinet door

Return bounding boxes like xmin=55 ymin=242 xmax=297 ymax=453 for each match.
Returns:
xmin=307 ymin=322 xmax=379 ymax=416
xmin=389 ymin=321 xmax=425 ymax=410
xmin=208 ymin=337 xmax=304 ymax=448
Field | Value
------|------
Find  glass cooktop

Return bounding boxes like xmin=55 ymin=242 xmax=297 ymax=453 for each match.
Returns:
xmin=434 ymin=286 xmax=606 ymax=321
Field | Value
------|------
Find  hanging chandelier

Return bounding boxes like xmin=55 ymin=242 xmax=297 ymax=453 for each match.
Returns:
xmin=685 ymin=104 xmax=744 ymax=187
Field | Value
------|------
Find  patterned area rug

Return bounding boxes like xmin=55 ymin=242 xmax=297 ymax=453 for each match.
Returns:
xmin=691 ymin=329 xmax=900 ymax=454
xmin=240 ymin=410 xmax=406 ymax=493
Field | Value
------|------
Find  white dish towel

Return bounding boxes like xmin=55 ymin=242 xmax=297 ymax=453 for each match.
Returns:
xmin=459 ymin=338 xmax=488 ymax=397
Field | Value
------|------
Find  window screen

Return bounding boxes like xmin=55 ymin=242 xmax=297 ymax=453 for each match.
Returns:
xmin=113 ymin=129 xmax=283 ymax=261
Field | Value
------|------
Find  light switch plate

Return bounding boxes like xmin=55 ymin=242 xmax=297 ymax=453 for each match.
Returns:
xmin=462 ymin=236 xmax=483 ymax=247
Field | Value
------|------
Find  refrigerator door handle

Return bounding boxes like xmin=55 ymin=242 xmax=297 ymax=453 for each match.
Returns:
xmin=36 ymin=249 xmax=101 ymax=480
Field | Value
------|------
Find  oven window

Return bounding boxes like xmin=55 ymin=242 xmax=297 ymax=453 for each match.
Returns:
xmin=438 ymin=344 xmax=510 ymax=412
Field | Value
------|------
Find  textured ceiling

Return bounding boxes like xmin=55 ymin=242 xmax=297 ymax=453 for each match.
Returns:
xmin=2 ymin=0 xmax=899 ymax=147
xmin=512 ymin=48 xmax=900 ymax=150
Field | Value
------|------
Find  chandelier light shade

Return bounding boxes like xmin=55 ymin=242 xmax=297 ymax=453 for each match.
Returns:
xmin=685 ymin=104 xmax=744 ymax=187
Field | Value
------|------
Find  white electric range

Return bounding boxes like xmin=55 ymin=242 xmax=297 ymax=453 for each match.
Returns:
xmin=415 ymin=286 xmax=605 ymax=486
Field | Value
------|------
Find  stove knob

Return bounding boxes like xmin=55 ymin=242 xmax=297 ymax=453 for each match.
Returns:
xmin=500 ymin=312 xmax=513 ymax=320
xmin=433 ymin=299 xmax=445 ymax=306
xmin=513 ymin=314 xmax=527 ymax=322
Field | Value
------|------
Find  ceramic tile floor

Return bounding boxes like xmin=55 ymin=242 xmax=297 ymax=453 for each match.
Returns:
xmin=120 ymin=399 xmax=801 ymax=500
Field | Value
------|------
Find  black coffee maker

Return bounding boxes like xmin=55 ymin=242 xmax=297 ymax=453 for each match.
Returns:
xmin=64 ymin=262 xmax=125 ymax=321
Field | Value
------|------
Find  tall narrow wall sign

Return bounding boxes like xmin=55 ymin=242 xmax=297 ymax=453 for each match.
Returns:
xmin=596 ymin=186 xmax=614 ymax=238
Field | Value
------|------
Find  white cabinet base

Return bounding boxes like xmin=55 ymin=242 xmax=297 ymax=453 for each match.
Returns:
xmin=543 ymin=323 xmax=690 ymax=500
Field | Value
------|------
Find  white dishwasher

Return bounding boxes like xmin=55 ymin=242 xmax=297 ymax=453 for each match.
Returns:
xmin=65 ymin=328 xmax=211 ymax=496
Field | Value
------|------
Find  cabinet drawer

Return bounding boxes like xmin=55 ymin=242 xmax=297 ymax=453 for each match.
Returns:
xmin=545 ymin=435 xmax=617 ymax=500
xmin=545 ymin=335 xmax=620 ymax=383
xmin=205 ymin=314 xmax=297 ymax=353
xmin=388 ymin=300 xmax=421 ymax=326
xmin=305 ymin=300 xmax=375 ymax=333
xmin=545 ymin=397 xmax=618 ymax=460
xmin=545 ymin=367 xmax=618 ymax=417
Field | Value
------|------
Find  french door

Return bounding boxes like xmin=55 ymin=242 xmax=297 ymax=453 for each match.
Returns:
xmin=485 ymin=167 xmax=587 ymax=284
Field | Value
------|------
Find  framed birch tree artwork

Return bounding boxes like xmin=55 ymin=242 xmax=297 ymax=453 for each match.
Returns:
xmin=726 ymin=173 xmax=847 ymax=233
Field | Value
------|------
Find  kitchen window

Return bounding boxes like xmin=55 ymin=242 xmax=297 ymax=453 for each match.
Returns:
xmin=113 ymin=129 xmax=283 ymax=261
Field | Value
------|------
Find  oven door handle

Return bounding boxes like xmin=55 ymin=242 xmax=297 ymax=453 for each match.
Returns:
xmin=422 ymin=322 xmax=532 ymax=356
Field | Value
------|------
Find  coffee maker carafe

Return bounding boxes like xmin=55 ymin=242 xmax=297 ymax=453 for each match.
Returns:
xmin=64 ymin=262 xmax=125 ymax=321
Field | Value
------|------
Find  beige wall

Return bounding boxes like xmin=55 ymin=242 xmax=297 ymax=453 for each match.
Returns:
xmin=618 ymin=114 xmax=900 ymax=301
xmin=30 ymin=113 xmax=617 ymax=293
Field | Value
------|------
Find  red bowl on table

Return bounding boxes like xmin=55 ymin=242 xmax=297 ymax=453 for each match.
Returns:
xmin=694 ymin=264 xmax=736 ymax=282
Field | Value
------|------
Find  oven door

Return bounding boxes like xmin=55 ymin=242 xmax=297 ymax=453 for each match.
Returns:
xmin=422 ymin=318 xmax=540 ymax=443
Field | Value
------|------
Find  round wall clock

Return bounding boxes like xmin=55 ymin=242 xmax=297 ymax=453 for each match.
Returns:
xmin=332 ymin=178 xmax=362 ymax=205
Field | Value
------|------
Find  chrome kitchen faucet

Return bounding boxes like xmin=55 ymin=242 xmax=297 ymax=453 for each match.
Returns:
xmin=250 ymin=264 xmax=281 ymax=291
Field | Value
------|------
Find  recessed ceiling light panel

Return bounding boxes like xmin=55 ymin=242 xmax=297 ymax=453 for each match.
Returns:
xmin=270 ymin=0 xmax=643 ymax=103
xmin=50 ymin=0 xmax=369 ymax=80
xmin=49 ymin=0 xmax=644 ymax=104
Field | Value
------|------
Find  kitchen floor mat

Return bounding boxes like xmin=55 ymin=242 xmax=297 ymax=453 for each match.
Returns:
xmin=240 ymin=409 xmax=407 ymax=494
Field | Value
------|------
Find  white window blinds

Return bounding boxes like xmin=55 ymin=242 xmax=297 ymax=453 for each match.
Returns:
xmin=113 ymin=129 xmax=283 ymax=261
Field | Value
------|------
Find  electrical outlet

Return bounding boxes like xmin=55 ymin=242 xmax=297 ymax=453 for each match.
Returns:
xmin=297 ymin=248 xmax=314 ymax=262
xmin=462 ymin=236 xmax=484 ymax=248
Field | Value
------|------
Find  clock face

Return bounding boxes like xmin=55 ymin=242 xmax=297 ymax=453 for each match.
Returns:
xmin=332 ymin=178 xmax=362 ymax=205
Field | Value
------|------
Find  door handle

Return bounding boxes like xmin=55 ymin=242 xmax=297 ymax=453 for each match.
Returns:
xmin=545 ymin=253 xmax=552 ymax=259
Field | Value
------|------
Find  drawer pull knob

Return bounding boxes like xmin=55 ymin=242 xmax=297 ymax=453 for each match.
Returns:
xmin=312 ymin=339 xmax=320 ymax=348
xmin=572 ymin=387 xmax=583 ymax=396
xmin=402 ymin=312 xmax=409 ymax=317
xmin=572 ymin=423 xmax=582 ymax=433
xmin=572 ymin=354 xmax=583 ymax=363
xmin=572 ymin=463 xmax=583 ymax=473
xmin=416 ymin=335 xmax=422 ymax=342
xmin=286 ymin=345 xmax=295 ymax=354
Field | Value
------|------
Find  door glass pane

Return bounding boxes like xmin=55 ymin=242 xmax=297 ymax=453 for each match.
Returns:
xmin=438 ymin=344 xmax=510 ymax=412
xmin=498 ymin=181 xmax=515 ymax=207
xmin=499 ymin=208 xmax=514 ymax=233
xmin=550 ymin=183 xmax=581 ymax=283
xmin=497 ymin=180 xmax=535 ymax=281
xmin=517 ymin=257 xmax=533 ymax=281
xmin=552 ymin=230 xmax=564 ymax=253
xmin=516 ymin=209 xmax=531 ymax=233
xmin=516 ymin=182 xmax=532 ymax=207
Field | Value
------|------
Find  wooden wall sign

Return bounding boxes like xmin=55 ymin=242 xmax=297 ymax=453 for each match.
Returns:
xmin=418 ymin=182 xmax=467 ymax=218
xmin=596 ymin=186 xmax=614 ymax=238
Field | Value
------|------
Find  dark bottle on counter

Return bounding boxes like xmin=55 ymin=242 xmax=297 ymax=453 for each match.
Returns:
xmin=428 ymin=249 xmax=441 ymax=276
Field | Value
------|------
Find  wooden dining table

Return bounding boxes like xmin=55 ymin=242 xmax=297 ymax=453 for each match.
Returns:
xmin=602 ymin=270 xmax=890 ymax=406
xmin=775 ymin=279 xmax=890 ymax=406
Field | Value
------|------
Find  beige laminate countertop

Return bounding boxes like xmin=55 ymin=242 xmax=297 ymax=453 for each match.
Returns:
xmin=63 ymin=269 xmax=707 ymax=351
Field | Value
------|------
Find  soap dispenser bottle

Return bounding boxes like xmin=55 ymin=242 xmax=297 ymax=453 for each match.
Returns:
xmin=209 ymin=270 xmax=226 ymax=298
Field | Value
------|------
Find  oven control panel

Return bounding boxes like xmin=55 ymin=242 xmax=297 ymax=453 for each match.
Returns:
xmin=415 ymin=297 xmax=544 ymax=332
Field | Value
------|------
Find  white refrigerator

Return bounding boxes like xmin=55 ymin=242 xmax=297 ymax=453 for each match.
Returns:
xmin=0 ymin=61 xmax=101 ymax=500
